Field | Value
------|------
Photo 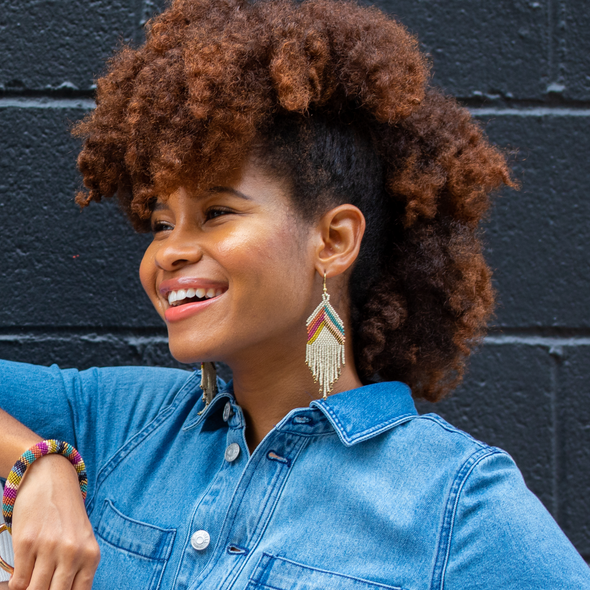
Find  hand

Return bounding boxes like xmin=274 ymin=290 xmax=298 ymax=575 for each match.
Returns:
xmin=8 ymin=455 xmax=100 ymax=590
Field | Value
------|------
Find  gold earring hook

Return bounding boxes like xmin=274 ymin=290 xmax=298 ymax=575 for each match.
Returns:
xmin=323 ymin=270 xmax=327 ymax=295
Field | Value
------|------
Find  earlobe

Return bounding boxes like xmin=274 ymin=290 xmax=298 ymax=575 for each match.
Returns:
xmin=315 ymin=204 xmax=366 ymax=278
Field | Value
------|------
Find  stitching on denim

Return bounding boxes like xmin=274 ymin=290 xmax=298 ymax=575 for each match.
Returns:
xmin=87 ymin=371 xmax=201 ymax=516
xmin=415 ymin=414 xmax=487 ymax=450
xmin=319 ymin=402 xmax=416 ymax=445
xmin=187 ymin=445 xmax=270 ymax=587
xmin=96 ymin=502 xmax=176 ymax=562
xmin=251 ymin=553 xmax=405 ymax=590
xmin=168 ymin=451 xmax=231 ymax=584
xmin=430 ymin=447 xmax=504 ymax=590
xmin=215 ymin=437 xmax=310 ymax=590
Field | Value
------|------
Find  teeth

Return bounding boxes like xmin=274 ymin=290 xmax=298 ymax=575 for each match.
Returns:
xmin=167 ymin=287 xmax=225 ymax=306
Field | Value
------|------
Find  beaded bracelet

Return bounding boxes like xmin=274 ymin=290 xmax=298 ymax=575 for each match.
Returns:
xmin=2 ymin=440 xmax=88 ymax=535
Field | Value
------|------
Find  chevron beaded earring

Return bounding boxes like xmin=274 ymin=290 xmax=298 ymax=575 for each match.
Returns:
xmin=305 ymin=271 xmax=346 ymax=399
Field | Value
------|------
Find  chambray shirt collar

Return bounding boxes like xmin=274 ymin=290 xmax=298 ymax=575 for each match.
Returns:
xmin=310 ymin=381 xmax=417 ymax=446
xmin=193 ymin=378 xmax=417 ymax=446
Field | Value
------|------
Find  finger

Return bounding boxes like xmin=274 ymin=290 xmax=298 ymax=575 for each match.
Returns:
xmin=68 ymin=544 xmax=100 ymax=590
xmin=15 ymin=560 xmax=54 ymax=590
xmin=8 ymin=546 xmax=35 ymax=590
xmin=48 ymin=566 xmax=76 ymax=590
xmin=70 ymin=568 xmax=97 ymax=590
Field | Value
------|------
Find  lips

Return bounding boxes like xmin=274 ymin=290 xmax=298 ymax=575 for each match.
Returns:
xmin=159 ymin=277 xmax=228 ymax=322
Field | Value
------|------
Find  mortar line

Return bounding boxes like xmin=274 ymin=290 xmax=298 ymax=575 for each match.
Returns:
xmin=0 ymin=98 xmax=95 ymax=110
xmin=547 ymin=0 xmax=554 ymax=84
xmin=549 ymin=352 xmax=560 ymax=521
xmin=470 ymin=107 xmax=590 ymax=117
xmin=484 ymin=334 xmax=590 ymax=347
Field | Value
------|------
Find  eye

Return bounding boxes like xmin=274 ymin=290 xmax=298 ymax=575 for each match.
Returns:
xmin=204 ymin=207 xmax=233 ymax=221
xmin=151 ymin=220 xmax=173 ymax=234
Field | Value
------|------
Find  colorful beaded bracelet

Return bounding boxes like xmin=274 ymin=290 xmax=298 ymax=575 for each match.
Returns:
xmin=2 ymin=440 xmax=88 ymax=535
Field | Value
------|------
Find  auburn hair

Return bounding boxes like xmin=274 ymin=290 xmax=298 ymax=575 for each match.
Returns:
xmin=73 ymin=0 xmax=514 ymax=401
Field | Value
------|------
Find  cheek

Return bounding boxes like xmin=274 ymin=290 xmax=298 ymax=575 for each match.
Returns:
xmin=139 ymin=245 xmax=157 ymax=301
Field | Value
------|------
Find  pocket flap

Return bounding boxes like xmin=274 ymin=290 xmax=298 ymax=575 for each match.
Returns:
xmin=97 ymin=500 xmax=176 ymax=561
xmin=250 ymin=553 xmax=404 ymax=590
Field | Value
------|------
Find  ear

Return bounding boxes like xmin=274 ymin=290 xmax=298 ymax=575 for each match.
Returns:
xmin=314 ymin=204 xmax=366 ymax=279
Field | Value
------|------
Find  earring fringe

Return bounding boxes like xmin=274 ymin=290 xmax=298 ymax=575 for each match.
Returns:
xmin=305 ymin=274 xmax=345 ymax=399
xmin=198 ymin=362 xmax=217 ymax=414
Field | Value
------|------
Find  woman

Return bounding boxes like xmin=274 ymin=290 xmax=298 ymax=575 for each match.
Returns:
xmin=1 ymin=0 xmax=589 ymax=588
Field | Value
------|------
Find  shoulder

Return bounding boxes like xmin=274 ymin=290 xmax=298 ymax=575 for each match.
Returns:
xmin=377 ymin=411 xmax=505 ymax=476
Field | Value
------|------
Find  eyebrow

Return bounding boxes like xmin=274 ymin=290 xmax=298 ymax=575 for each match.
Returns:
xmin=208 ymin=186 xmax=253 ymax=200
xmin=151 ymin=186 xmax=252 ymax=211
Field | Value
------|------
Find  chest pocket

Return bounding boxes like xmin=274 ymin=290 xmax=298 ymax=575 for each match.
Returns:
xmin=93 ymin=500 xmax=176 ymax=590
xmin=247 ymin=553 xmax=405 ymax=590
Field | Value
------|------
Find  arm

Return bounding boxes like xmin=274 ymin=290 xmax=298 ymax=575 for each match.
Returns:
xmin=0 ymin=359 xmax=194 ymax=590
xmin=0 ymin=408 xmax=99 ymax=590
xmin=437 ymin=450 xmax=590 ymax=589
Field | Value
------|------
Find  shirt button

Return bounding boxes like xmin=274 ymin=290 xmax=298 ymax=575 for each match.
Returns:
xmin=223 ymin=402 xmax=233 ymax=422
xmin=225 ymin=443 xmax=241 ymax=462
xmin=191 ymin=530 xmax=210 ymax=551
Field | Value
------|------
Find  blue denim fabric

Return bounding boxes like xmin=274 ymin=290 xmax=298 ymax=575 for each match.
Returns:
xmin=1 ymin=359 xmax=589 ymax=590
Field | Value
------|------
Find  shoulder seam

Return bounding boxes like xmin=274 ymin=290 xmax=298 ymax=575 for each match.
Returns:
xmin=430 ymin=446 xmax=507 ymax=590
xmin=414 ymin=414 xmax=488 ymax=450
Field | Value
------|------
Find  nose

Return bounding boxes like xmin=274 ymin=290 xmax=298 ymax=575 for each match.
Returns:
xmin=154 ymin=228 xmax=203 ymax=271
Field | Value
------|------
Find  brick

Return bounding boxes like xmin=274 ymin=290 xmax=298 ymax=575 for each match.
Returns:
xmin=376 ymin=0 xmax=549 ymax=100
xmin=556 ymin=344 xmax=590 ymax=557
xmin=0 ymin=106 xmax=160 ymax=327
xmin=563 ymin=2 xmax=590 ymax=100
xmin=0 ymin=0 xmax=138 ymax=92
xmin=473 ymin=111 xmax=590 ymax=328
xmin=415 ymin=342 xmax=555 ymax=513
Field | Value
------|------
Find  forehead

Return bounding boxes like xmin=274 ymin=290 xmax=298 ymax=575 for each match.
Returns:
xmin=151 ymin=157 xmax=294 ymax=211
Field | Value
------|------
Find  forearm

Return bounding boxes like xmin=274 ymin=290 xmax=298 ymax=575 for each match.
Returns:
xmin=0 ymin=408 xmax=42 ymax=478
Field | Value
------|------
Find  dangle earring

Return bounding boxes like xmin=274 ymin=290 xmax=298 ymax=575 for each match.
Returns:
xmin=198 ymin=362 xmax=218 ymax=413
xmin=305 ymin=271 xmax=346 ymax=399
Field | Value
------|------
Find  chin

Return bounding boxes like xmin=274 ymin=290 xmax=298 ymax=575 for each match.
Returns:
xmin=167 ymin=334 xmax=218 ymax=366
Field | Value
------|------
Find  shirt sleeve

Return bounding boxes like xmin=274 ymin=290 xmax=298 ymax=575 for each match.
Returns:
xmin=438 ymin=449 xmax=590 ymax=589
xmin=0 ymin=359 xmax=196 ymax=499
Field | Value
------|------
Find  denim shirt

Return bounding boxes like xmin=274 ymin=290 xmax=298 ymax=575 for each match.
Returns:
xmin=1 ymin=359 xmax=589 ymax=590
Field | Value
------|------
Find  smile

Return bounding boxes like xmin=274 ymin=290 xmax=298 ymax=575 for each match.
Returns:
xmin=168 ymin=287 xmax=226 ymax=307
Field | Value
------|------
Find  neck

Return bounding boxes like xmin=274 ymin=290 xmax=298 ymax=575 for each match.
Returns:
xmin=227 ymin=337 xmax=362 ymax=453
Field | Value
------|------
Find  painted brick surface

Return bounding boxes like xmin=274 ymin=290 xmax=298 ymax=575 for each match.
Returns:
xmin=0 ymin=1 xmax=138 ymax=92
xmin=376 ymin=0 xmax=550 ymax=101
xmin=1 ymin=0 xmax=589 ymax=562
xmin=476 ymin=112 xmax=590 ymax=328
xmin=557 ymin=345 xmax=590 ymax=556
xmin=0 ymin=106 xmax=159 ymax=327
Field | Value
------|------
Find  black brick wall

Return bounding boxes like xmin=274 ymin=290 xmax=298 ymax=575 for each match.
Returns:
xmin=1 ymin=0 xmax=589 ymax=562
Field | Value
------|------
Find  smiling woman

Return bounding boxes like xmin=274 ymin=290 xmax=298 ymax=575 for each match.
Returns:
xmin=0 ymin=0 xmax=589 ymax=589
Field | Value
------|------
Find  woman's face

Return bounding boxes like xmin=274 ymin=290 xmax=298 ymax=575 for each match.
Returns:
xmin=139 ymin=158 xmax=319 ymax=367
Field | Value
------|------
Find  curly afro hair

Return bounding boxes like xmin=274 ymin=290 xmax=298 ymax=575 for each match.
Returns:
xmin=73 ymin=0 xmax=515 ymax=401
